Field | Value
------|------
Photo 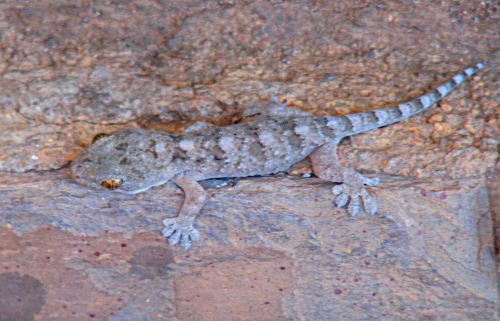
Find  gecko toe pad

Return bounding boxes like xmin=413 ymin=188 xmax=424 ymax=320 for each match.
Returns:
xmin=162 ymin=217 xmax=200 ymax=250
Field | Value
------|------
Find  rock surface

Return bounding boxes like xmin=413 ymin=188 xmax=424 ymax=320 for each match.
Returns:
xmin=0 ymin=1 xmax=498 ymax=320
xmin=0 ymin=173 xmax=498 ymax=320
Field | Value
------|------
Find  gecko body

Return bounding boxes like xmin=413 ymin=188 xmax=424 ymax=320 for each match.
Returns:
xmin=71 ymin=63 xmax=485 ymax=249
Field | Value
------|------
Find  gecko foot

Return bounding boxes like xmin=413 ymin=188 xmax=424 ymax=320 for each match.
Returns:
xmin=332 ymin=174 xmax=379 ymax=217
xmin=162 ymin=216 xmax=200 ymax=250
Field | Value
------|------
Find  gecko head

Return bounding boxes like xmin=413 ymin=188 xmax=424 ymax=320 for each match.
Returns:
xmin=70 ymin=128 xmax=178 ymax=194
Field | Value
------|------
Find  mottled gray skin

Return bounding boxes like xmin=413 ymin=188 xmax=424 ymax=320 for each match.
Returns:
xmin=71 ymin=63 xmax=485 ymax=249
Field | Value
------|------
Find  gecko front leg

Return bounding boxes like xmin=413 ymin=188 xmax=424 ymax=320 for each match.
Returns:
xmin=162 ymin=175 xmax=207 ymax=249
xmin=310 ymin=143 xmax=379 ymax=217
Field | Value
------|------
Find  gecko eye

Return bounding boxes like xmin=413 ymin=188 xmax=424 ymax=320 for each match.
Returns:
xmin=100 ymin=178 xmax=123 ymax=190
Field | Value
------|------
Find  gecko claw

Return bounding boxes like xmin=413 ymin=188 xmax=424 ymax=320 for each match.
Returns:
xmin=162 ymin=217 xmax=200 ymax=250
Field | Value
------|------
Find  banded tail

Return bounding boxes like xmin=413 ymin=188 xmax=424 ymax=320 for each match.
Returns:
xmin=324 ymin=62 xmax=485 ymax=137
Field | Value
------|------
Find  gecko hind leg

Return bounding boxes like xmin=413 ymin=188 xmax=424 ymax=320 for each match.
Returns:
xmin=162 ymin=175 xmax=206 ymax=250
xmin=310 ymin=143 xmax=379 ymax=216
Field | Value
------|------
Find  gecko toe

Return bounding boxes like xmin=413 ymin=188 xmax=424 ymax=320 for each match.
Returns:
xmin=348 ymin=195 xmax=361 ymax=217
xmin=361 ymin=189 xmax=378 ymax=215
xmin=161 ymin=218 xmax=177 ymax=238
xmin=161 ymin=226 xmax=175 ymax=238
xmin=180 ymin=235 xmax=192 ymax=250
xmin=168 ymin=231 xmax=182 ymax=245
xmin=189 ymin=228 xmax=200 ymax=242
xmin=335 ymin=192 xmax=349 ymax=208
xmin=179 ymin=228 xmax=200 ymax=250
xmin=332 ymin=184 xmax=344 ymax=196
xmin=364 ymin=177 xmax=379 ymax=187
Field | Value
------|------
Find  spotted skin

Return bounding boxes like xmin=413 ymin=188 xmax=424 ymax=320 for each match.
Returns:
xmin=71 ymin=63 xmax=485 ymax=249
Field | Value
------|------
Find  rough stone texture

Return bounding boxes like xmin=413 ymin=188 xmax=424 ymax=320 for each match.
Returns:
xmin=0 ymin=173 xmax=498 ymax=320
xmin=0 ymin=0 xmax=498 ymax=320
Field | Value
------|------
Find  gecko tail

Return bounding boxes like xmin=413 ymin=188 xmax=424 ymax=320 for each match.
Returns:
xmin=325 ymin=62 xmax=485 ymax=137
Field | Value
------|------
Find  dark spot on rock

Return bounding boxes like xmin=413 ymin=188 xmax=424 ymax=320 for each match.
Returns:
xmin=128 ymin=246 xmax=174 ymax=280
xmin=334 ymin=288 xmax=342 ymax=295
xmin=94 ymin=251 xmax=100 ymax=257
xmin=0 ymin=272 xmax=46 ymax=321
xmin=120 ymin=243 xmax=127 ymax=248
xmin=279 ymin=266 xmax=286 ymax=270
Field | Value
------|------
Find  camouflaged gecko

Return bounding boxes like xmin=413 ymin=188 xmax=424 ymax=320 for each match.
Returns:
xmin=70 ymin=62 xmax=485 ymax=249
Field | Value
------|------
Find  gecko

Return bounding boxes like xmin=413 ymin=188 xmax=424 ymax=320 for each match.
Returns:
xmin=70 ymin=62 xmax=485 ymax=249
